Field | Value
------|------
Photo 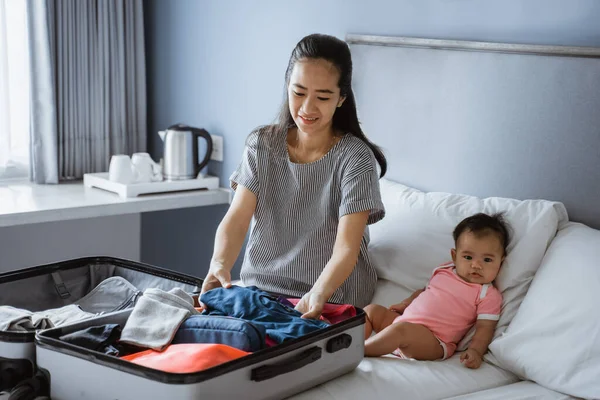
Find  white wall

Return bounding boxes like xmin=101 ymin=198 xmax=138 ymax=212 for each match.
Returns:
xmin=0 ymin=214 xmax=140 ymax=273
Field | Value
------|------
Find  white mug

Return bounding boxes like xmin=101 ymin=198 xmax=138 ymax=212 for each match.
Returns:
xmin=108 ymin=155 xmax=136 ymax=184
xmin=131 ymin=152 xmax=163 ymax=183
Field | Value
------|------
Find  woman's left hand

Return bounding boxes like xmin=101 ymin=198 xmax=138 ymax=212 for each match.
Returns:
xmin=295 ymin=291 xmax=327 ymax=319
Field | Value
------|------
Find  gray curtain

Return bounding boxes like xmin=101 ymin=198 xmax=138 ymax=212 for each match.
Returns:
xmin=27 ymin=0 xmax=58 ymax=183
xmin=27 ymin=0 xmax=147 ymax=183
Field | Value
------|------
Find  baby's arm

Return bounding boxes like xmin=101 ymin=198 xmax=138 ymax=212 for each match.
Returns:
xmin=389 ymin=288 xmax=424 ymax=313
xmin=460 ymin=319 xmax=497 ymax=369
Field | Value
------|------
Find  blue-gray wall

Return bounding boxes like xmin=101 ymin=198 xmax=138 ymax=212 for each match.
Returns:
xmin=142 ymin=0 xmax=600 ymax=278
xmin=0 ymin=214 xmax=141 ymax=273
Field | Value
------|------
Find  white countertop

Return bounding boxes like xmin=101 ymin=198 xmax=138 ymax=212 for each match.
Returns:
xmin=0 ymin=179 xmax=231 ymax=227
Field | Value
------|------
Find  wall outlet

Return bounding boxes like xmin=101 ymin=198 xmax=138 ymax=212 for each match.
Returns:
xmin=210 ymin=134 xmax=224 ymax=161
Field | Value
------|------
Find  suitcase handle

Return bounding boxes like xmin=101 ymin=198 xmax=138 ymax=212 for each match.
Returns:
xmin=250 ymin=346 xmax=322 ymax=382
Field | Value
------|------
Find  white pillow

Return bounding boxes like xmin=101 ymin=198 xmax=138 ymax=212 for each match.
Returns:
xmin=489 ymin=222 xmax=600 ymax=399
xmin=369 ymin=179 xmax=568 ymax=351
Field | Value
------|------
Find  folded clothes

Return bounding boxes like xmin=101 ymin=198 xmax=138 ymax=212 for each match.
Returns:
xmin=286 ymin=299 xmax=357 ymax=325
xmin=59 ymin=324 xmax=123 ymax=356
xmin=121 ymin=343 xmax=250 ymax=373
xmin=200 ymin=286 xmax=329 ymax=344
xmin=276 ymin=295 xmax=296 ymax=309
xmin=119 ymin=287 xmax=199 ymax=351
xmin=0 ymin=304 xmax=95 ymax=332
xmin=172 ymin=315 xmax=266 ymax=352
xmin=0 ymin=276 xmax=141 ymax=333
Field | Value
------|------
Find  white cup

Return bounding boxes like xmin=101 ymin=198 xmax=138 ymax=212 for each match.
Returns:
xmin=108 ymin=155 xmax=136 ymax=184
xmin=131 ymin=152 xmax=163 ymax=183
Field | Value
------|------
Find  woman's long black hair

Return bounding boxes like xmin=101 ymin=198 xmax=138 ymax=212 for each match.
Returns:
xmin=275 ymin=33 xmax=387 ymax=177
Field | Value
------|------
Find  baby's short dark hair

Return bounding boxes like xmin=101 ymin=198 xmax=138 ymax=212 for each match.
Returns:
xmin=452 ymin=212 xmax=511 ymax=255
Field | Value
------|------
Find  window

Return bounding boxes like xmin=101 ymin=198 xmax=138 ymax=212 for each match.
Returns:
xmin=0 ymin=0 xmax=30 ymax=180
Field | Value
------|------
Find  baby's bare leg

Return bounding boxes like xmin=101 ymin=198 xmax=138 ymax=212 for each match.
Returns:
xmin=364 ymin=321 xmax=444 ymax=360
xmin=363 ymin=304 xmax=400 ymax=339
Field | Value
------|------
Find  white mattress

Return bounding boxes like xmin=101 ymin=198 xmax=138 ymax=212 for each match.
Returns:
xmin=446 ymin=381 xmax=576 ymax=399
xmin=287 ymin=353 xmax=518 ymax=400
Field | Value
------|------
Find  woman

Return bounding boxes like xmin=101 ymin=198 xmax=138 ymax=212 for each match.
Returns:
xmin=201 ymin=33 xmax=387 ymax=319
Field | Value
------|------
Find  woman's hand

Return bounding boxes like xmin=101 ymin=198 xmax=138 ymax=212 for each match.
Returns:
xmin=200 ymin=262 xmax=232 ymax=295
xmin=295 ymin=291 xmax=328 ymax=320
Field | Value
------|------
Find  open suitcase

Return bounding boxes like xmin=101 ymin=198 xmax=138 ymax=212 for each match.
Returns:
xmin=34 ymin=290 xmax=365 ymax=399
xmin=0 ymin=256 xmax=202 ymax=398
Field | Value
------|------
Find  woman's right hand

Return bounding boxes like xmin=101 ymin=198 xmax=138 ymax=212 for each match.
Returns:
xmin=200 ymin=262 xmax=233 ymax=294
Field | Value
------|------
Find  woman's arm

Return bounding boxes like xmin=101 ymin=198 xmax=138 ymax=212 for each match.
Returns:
xmin=298 ymin=210 xmax=370 ymax=318
xmin=201 ymin=185 xmax=257 ymax=293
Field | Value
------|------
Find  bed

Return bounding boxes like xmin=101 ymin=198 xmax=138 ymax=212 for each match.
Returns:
xmin=446 ymin=381 xmax=575 ymax=400
xmin=288 ymin=34 xmax=600 ymax=400
xmin=290 ymin=353 xmax=518 ymax=400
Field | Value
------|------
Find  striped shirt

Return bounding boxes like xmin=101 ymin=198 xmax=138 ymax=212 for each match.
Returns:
xmin=230 ymin=125 xmax=385 ymax=307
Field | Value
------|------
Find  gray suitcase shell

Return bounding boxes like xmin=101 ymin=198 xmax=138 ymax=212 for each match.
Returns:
xmin=35 ymin=298 xmax=365 ymax=400
xmin=0 ymin=256 xmax=202 ymax=394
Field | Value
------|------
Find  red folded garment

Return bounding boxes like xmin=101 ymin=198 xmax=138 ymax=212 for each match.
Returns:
xmin=121 ymin=343 xmax=249 ymax=373
xmin=287 ymin=299 xmax=356 ymax=325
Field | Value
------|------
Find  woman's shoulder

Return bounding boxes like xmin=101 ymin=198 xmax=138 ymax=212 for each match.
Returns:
xmin=338 ymin=134 xmax=377 ymax=165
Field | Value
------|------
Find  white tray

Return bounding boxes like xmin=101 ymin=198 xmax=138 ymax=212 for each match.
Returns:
xmin=83 ymin=172 xmax=220 ymax=198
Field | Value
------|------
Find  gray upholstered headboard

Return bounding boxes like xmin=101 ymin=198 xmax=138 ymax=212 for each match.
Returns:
xmin=347 ymin=34 xmax=600 ymax=229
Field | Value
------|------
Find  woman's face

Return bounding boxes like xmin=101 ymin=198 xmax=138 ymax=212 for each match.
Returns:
xmin=287 ymin=58 xmax=345 ymax=137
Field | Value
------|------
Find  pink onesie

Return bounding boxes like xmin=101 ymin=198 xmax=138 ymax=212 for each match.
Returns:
xmin=393 ymin=263 xmax=502 ymax=359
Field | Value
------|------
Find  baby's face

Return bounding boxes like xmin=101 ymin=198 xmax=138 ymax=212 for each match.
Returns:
xmin=451 ymin=230 xmax=504 ymax=284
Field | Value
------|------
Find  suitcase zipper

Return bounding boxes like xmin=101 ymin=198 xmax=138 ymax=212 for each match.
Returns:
xmin=114 ymin=290 xmax=142 ymax=312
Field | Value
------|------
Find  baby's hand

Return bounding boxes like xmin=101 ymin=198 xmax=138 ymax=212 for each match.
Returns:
xmin=460 ymin=348 xmax=483 ymax=369
xmin=389 ymin=301 xmax=409 ymax=314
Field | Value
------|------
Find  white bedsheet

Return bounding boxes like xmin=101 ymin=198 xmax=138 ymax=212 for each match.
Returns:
xmin=287 ymin=353 xmax=519 ymax=400
xmin=446 ymin=381 xmax=576 ymax=399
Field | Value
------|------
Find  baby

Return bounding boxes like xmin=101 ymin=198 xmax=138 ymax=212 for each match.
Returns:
xmin=363 ymin=212 xmax=510 ymax=369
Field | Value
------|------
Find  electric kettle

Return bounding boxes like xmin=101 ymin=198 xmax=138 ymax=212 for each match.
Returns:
xmin=158 ymin=123 xmax=213 ymax=180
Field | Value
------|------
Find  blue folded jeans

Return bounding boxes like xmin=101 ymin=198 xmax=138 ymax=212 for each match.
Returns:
xmin=200 ymin=286 xmax=329 ymax=344
xmin=172 ymin=315 xmax=266 ymax=352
